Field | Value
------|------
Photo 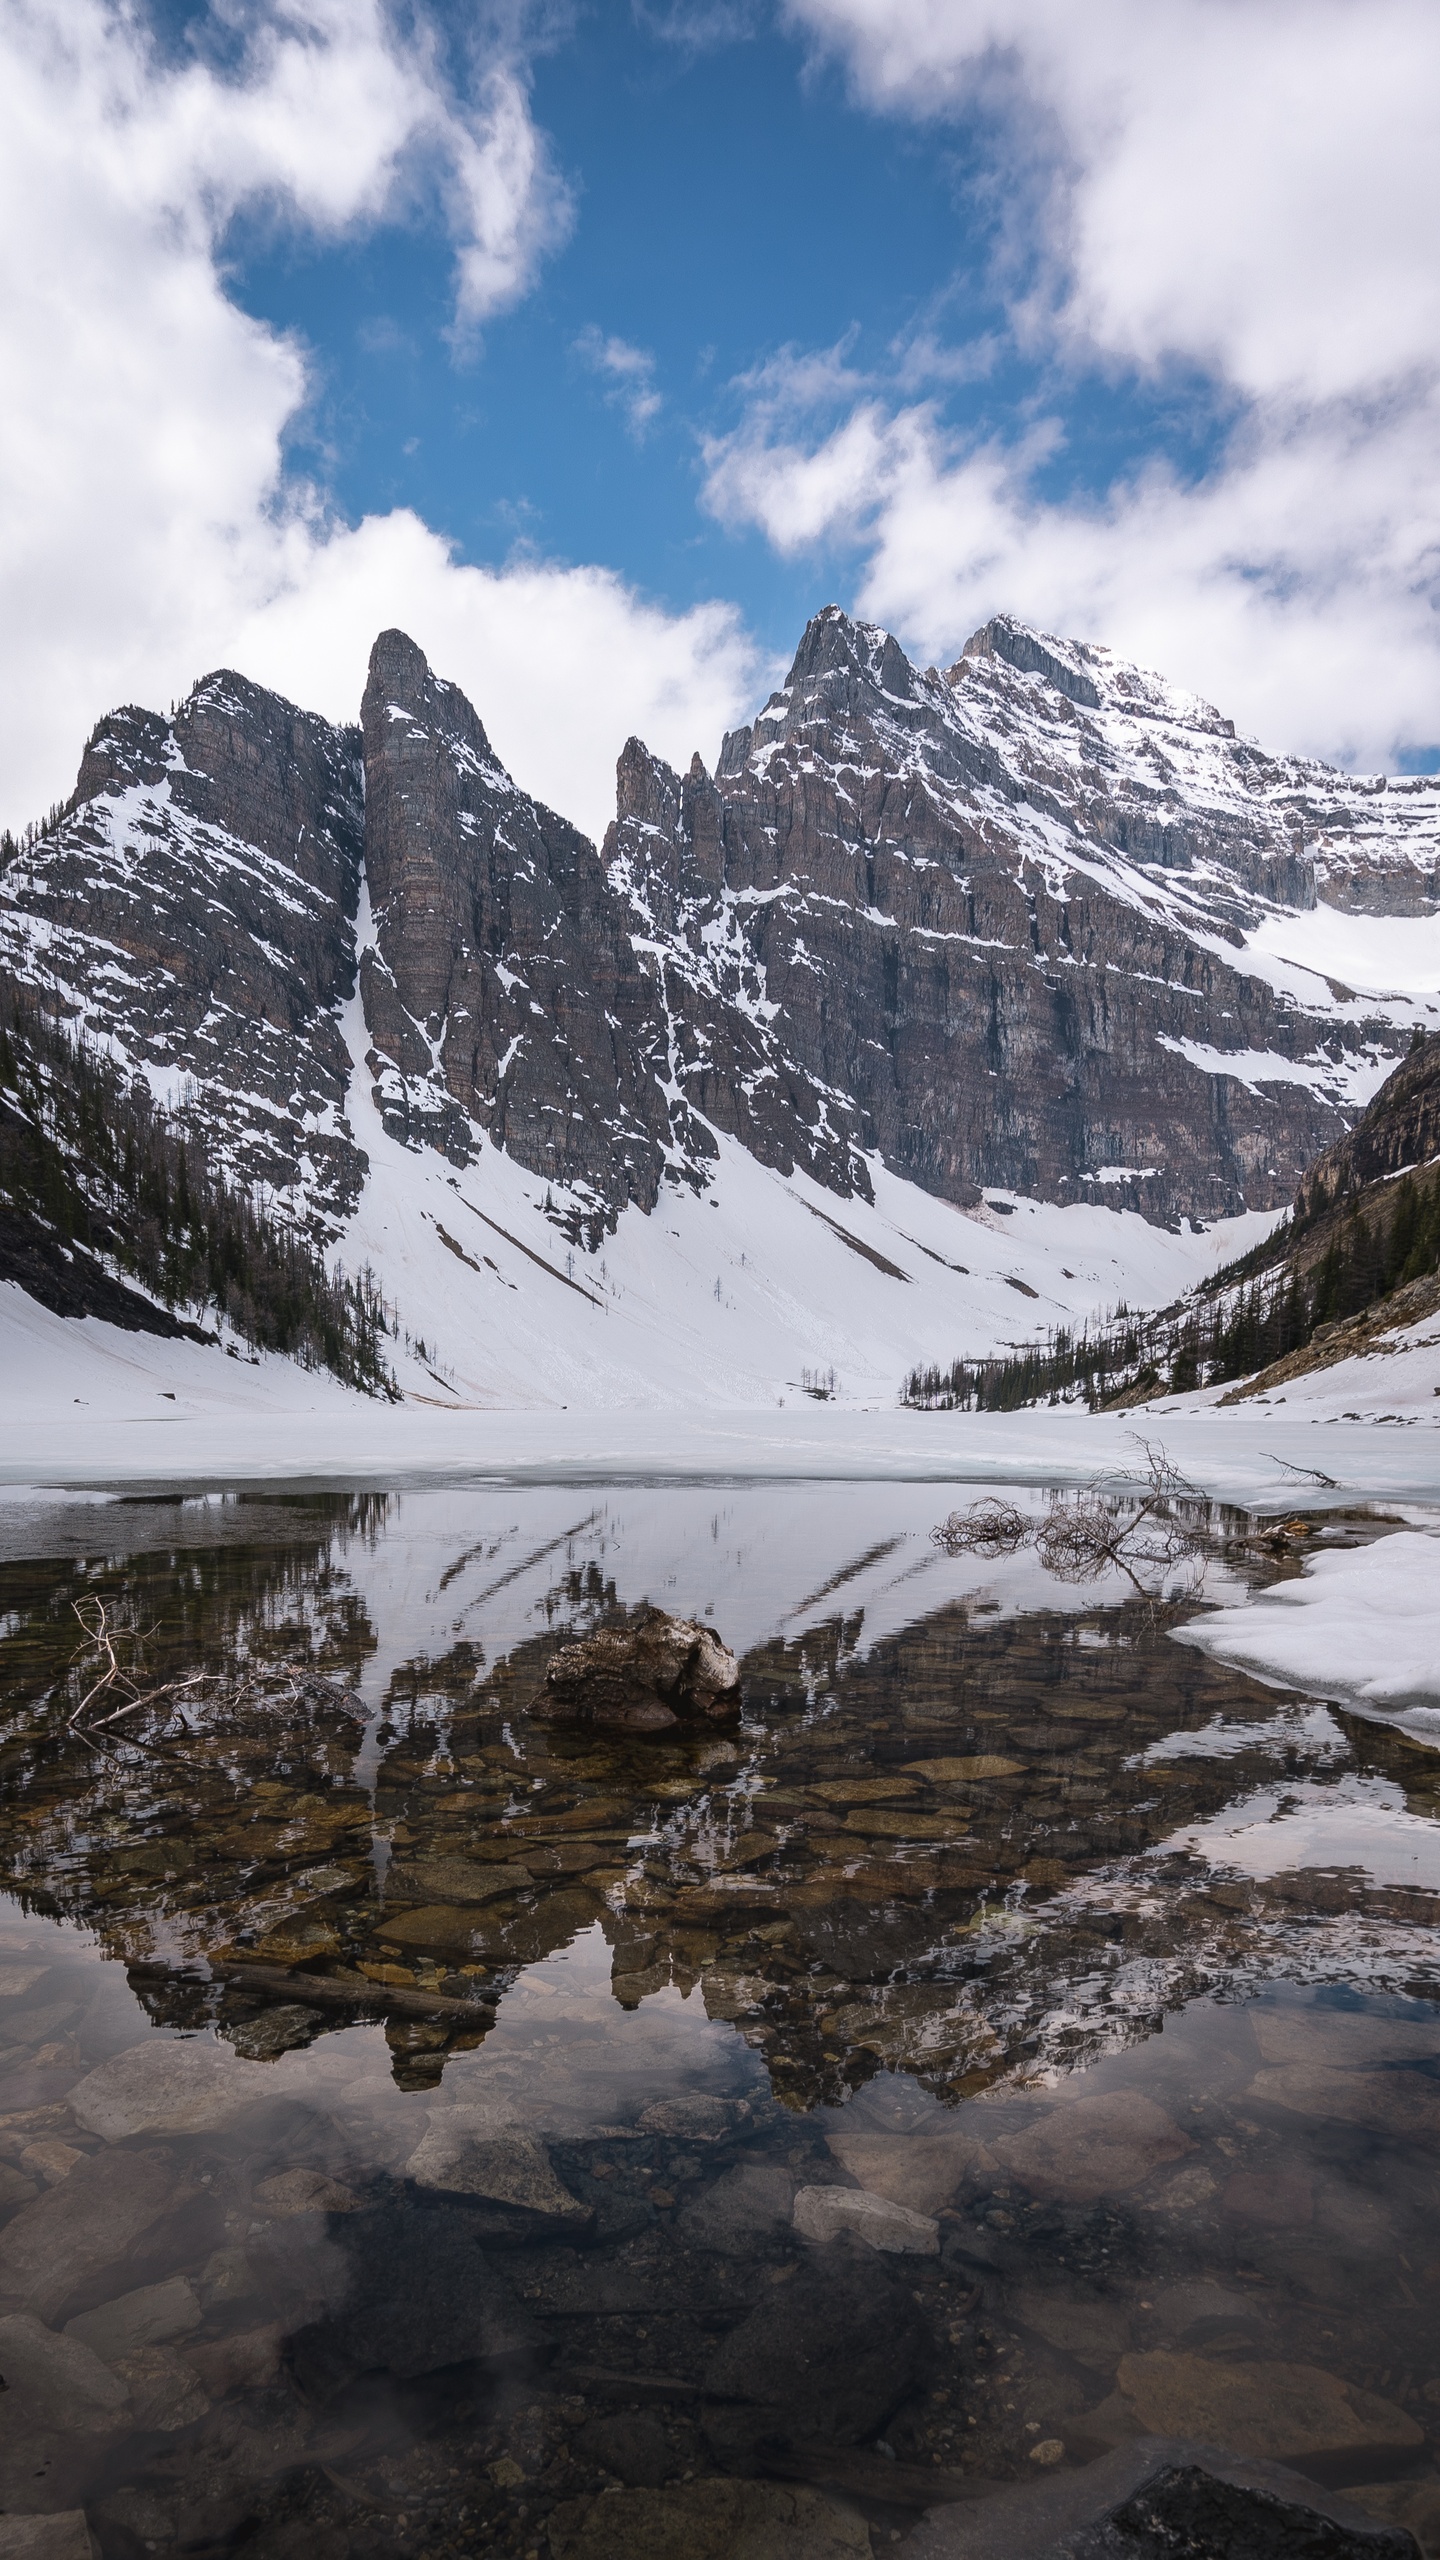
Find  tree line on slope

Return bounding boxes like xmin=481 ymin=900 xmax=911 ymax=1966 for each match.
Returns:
xmin=902 ymin=1169 xmax=1440 ymax=1413
xmin=0 ymin=973 xmax=396 ymax=1395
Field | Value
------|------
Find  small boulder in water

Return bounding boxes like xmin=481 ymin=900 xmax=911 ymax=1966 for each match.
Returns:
xmin=533 ymin=1608 xmax=741 ymax=1731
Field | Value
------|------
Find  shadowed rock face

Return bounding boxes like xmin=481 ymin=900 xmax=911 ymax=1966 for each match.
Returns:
xmin=1294 ymin=1031 xmax=1440 ymax=1222
xmin=358 ymin=628 xmax=679 ymax=1231
xmin=605 ymin=608 xmax=1434 ymax=1225
xmin=0 ymin=672 xmax=368 ymax=1238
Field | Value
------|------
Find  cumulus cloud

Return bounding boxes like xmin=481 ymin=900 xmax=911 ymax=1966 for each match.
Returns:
xmin=575 ymin=327 xmax=664 ymax=440
xmin=705 ymin=373 xmax=1440 ymax=765
xmin=0 ymin=0 xmax=753 ymax=842
xmin=231 ymin=517 xmax=764 ymax=841
xmin=785 ymin=0 xmax=1440 ymax=402
xmin=706 ymin=0 xmax=1440 ymax=763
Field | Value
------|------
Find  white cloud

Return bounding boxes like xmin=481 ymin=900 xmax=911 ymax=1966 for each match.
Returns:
xmin=703 ymin=366 xmax=1440 ymax=765
xmin=703 ymin=0 xmax=1440 ymax=764
xmin=575 ymin=326 xmax=664 ymax=440
xmin=445 ymin=59 xmax=573 ymax=337
xmin=0 ymin=0 xmax=758 ymax=844
xmin=229 ymin=514 xmax=766 ymax=841
xmin=784 ymin=0 xmax=1440 ymax=402
xmin=634 ymin=1 xmax=763 ymax=51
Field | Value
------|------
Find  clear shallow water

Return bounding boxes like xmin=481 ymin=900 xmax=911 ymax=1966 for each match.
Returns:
xmin=1 ymin=1485 xmax=1439 ymax=2558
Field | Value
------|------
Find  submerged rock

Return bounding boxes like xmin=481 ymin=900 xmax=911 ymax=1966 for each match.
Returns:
xmin=825 ymin=2127 xmax=993 ymax=2216
xmin=792 ymin=2182 xmax=939 ymax=2255
xmin=1086 ymin=2354 xmax=1424 ymax=2466
xmin=1248 ymin=2063 xmax=1440 ymax=2146
xmin=993 ymin=2090 xmax=1192 ymax=2204
xmin=533 ymin=1609 xmax=741 ymax=1732
xmin=905 ymin=2436 xmax=1423 ymax=2560
xmin=405 ymin=2121 xmax=591 ymax=2227
xmin=702 ymin=2240 xmax=925 ymax=2445
xmin=574 ymin=2410 xmax=676 ymax=2489
xmin=65 ymin=2275 xmax=201 ymax=2364
xmin=635 ymin=2093 xmax=749 ymax=2142
xmin=547 ymin=2479 xmax=869 ymax=2560
xmin=0 ymin=2314 xmax=130 ymax=2434
xmin=385 ymin=1856 xmax=532 ymax=1905
xmin=0 ymin=2517 xmax=100 ymax=2560
xmin=675 ymin=2163 xmax=795 ymax=2255
xmin=0 ymin=2149 xmax=182 ymax=2322
xmin=286 ymin=2202 xmax=538 ymax=2391
xmin=109 ymin=2342 xmax=210 ymax=2433
xmin=68 ymin=2041 xmax=270 ymax=2140
xmin=251 ymin=2169 xmax=362 ymax=2218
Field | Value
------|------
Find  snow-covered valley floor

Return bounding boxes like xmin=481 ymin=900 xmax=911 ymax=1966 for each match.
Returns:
xmin=7 ymin=1120 xmax=1440 ymax=1744
xmin=4 ymin=1098 xmax=1283 ymax=1429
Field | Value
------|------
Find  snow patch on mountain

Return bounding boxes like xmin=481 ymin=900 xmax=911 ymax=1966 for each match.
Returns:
xmin=1243 ymin=904 xmax=1440 ymax=999
xmin=332 ymin=929 xmax=1277 ymax=1411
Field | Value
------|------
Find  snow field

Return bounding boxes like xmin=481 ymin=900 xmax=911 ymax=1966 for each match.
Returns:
xmin=1177 ymin=1526 xmax=1440 ymax=1737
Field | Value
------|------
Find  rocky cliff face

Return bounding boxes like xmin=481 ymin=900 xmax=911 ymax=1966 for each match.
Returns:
xmin=358 ymin=629 xmax=678 ymax=1234
xmin=3 ymin=610 xmax=1436 ymax=1269
xmin=607 ymin=609 xmax=1439 ymax=1225
xmin=1294 ymin=1030 xmax=1440 ymax=1224
xmin=0 ymin=672 xmax=367 ymax=1238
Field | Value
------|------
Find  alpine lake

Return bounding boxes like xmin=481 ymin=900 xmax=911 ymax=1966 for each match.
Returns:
xmin=2 ymin=1478 xmax=1439 ymax=2560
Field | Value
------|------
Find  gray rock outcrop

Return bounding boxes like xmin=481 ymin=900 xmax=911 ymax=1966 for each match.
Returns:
xmin=0 ymin=674 xmax=366 ymax=1238
xmin=359 ymin=628 xmax=681 ymax=1236
xmin=533 ymin=1607 xmax=742 ymax=1730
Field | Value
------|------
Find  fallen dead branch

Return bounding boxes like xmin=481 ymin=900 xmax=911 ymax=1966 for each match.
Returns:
xmin=932 ymin=1441 xmax=1215 ymax=1603
xmin=930 ymin=1496 xmax=1030 ymax=1557
xmin=59 ymin=1598 xmax=366 ymax=1746
xmin=1262 ymin=1453 xmax=1340 ymax=1489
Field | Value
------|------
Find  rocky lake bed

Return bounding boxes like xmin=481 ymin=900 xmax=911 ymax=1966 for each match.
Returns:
xmin=1 ymin=1481 xmax=1439 ymax=2559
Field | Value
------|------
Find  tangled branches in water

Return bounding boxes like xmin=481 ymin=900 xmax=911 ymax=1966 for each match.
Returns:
xmin=932 ymin=1442 xmax=1216 ymax=1603
xmin=932 ymin=1496 xmax=1032 ymax=1558
xmin=60 ymin=1596 xmax=364 ymax=1748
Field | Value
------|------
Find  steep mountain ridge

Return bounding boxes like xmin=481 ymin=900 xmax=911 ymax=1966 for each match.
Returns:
xmin=608 ymin=607 xmax=1438 ymax=1229
xmin=3 ymin=607 xmax=1438 ymax=1407
xmin=358 ymin=629 xmax=683 ymax=1234
xmin=0 ymin=672 xmax=367 ymax=1237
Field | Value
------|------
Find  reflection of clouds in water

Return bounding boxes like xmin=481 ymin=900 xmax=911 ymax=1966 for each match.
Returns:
xmin=1163 ymin=1771 xmax=1440 ymax=1891
xmin=431 ymin=1922 xmax=753 ymax=2135
xmin=1132 ymin=1700 xmax=1350 ymax=1768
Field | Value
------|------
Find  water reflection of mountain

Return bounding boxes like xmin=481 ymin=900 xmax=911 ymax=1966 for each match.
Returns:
xmin=3 ymin=1492 xmax=1437 ymax=2105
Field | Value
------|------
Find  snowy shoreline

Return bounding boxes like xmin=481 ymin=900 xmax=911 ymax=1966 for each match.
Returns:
xmin=5 ymin=1371 xmax=1440 ymax=1504
xmin=8 ymin=1252 xmax=1440 ymax=1739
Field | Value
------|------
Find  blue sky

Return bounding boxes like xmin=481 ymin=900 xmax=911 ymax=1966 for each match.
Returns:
xmin=230 ymin=8 xmax=984 ymax=655
xmin=229 ymin=5 xmax=1231 ymax=670
xmin=2 ymin=0 xmax=1438 ymax=837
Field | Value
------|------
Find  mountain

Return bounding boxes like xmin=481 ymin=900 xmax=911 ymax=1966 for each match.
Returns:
xmin=358 ymin=628 xmax=679 ymax=1237
xmin=909 ymin=1030 xmax=1440 ymax=1415
xmin=610 ymin=608 xmax=1436 ymax=1226
xmin=3 ymin=608 xmax=1437 ymax=1405
xmin=0 ymin=672 xmax=366 ymax=1239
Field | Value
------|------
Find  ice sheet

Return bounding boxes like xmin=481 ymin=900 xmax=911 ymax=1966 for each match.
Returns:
xmin=1177 ymin=1528 xmax=1440 ymax=1730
